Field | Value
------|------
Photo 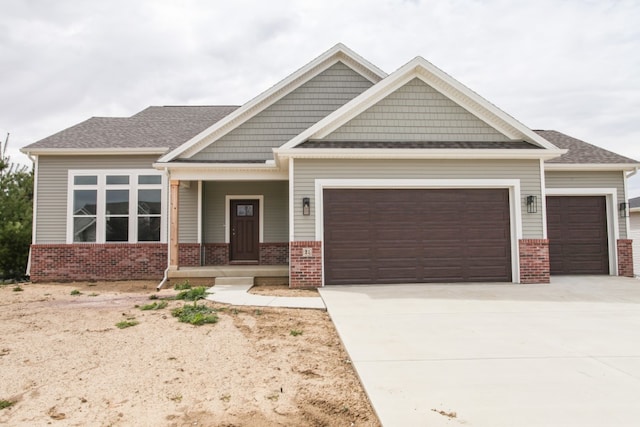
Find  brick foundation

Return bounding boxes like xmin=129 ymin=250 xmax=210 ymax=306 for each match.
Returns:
xmin=289 ymin=241 xmax=322 ymax=288
xmin=519 ymin=239 xmax=550 ymax=284
xmin=178 ymin=243 xmax=201 ymax=267
xmin=203 ymin=244 xmax=229 ymax=265
xmin=260 ymin=243 xmax=289 ymax=265
xmin=617 ymin=239 xmax=634 ymax=277
xmin=29 ymin=243 xmax=167 ymax=282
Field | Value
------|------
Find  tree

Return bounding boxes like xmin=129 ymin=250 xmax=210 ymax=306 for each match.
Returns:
xmin=0 ymin=133 xmax=33 ymax=280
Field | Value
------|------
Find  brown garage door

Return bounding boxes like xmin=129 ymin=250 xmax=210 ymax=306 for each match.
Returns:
xmin=323 ymin=188 xmax=512 ymax=285
xmin=546 ymin=196 xmax=609 ymax=275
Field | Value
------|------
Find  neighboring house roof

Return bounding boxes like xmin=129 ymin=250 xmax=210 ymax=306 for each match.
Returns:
xmin=630 ymin=196 xmax=640 ymax=210
xmin=23 ymin=106 xmax=238 ymax=154
xmin=537 ymin=130 xmax=638 ymax=165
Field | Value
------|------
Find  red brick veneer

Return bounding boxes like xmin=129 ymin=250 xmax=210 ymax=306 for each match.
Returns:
xmin=29 ymin=243 xmax=167 ymax=282
xmin=289 ymin=241 xmax=322 ymax=288
xmin=203 ymin=244 xmax=229 ymax=265
xmin=519 ymin=239 xmax=550 ymax=284
xmin=617 ymin=239 xmax=634 ymax=277
xmin=260 ymin=243 xmax=289 ymax=265
xmin=178 ymin=243 xmax=200 ymax=267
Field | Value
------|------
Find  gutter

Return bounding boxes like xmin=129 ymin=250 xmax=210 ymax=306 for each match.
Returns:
xmin=626 ymin=166 xmax=639 ymax=179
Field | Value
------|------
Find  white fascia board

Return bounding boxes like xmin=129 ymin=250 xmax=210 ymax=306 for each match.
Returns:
xmin=153 ymin=162 xmax=288 ymax=181
xmin=274 ymin=148 xmax=566 ymax=160
xmin=630 ymin=207 xmax=640 ymax=213
xmin=157 ymin=44 xmax=387 ymax=163
xmin=544 ymin=163 xmax=640 ymax=171
xmin=280 ymin=56 xmax=559 ymax=151
xmin=21 ymin=147 xmax=167 ymax=156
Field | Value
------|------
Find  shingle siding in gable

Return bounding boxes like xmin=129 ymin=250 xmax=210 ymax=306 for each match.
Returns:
xmin=35 ymin=155 xmax=160 ymax=244
xmin=190 ymin=62 xmax=374 ymax=161
xmin=324 ymin=78 xmax=510 ymax=142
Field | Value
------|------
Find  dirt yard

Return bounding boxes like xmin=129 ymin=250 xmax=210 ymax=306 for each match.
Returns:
xmin=0 ymin=281 xmax=380 ymax=426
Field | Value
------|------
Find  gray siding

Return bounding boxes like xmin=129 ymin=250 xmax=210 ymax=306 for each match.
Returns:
xmin=35 ymin=155 xmax=159 ymax=243
xmin=293 ymin=159 xmax=543 ymax=240
xmin=191 ymin=62 xmax=374 ymax=161
xmin=178 ymin=182 xmax=198 ymax=243
xmin=545 ymin=170 xmax=627 ymax=238
xmin=203 ymin=181 xmax=288 ymax=243
xmin=324 ymin=78 xmax=510 ymax=142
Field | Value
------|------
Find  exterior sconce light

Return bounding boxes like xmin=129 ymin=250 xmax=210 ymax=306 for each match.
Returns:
xmin=526 ymin=195 xmax=537 ymax=214
xmin=619 ymin=202 xmax=629 ymax=218
xmin=302 ymin=197 xmax=311 ymax=216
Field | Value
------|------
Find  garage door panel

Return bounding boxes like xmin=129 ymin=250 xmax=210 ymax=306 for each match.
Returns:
xmin=546 ymin=196 xmax=609 ymax=275
xmin=324 ymin=188 xmax=511 ymax=284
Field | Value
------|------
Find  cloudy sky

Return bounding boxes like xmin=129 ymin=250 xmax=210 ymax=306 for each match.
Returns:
xmin=2 ymin=0 xmax=639 ymax=194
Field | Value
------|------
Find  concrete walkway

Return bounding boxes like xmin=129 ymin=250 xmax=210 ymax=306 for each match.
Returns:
xmin=319 ymin=276 xmax=640 ymax=427
xmin=205 ymin=283 xmax=326 ymax=309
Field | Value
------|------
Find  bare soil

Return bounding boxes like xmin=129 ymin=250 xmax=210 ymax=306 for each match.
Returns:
xmin=0 ymin=281 xmax=379 ymax=426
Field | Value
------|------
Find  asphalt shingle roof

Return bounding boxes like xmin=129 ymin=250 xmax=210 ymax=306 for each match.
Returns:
xmin=24 ymin=106 xmax=239 ymax=151
xmin=535 ymin=130 xmax=637 ymax=164
xmin=629 ymin=196 xmax=640 ymax=209
xmin=299 ymin=140 xmax=539 ymax=149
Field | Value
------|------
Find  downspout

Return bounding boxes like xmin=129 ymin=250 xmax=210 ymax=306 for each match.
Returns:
xmin=626 ymin=167 xmax=639 ymax=180
xmin=156 ymin=167 xmax=171 ymax=291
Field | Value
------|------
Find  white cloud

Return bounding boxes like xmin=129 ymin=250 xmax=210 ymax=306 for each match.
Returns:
xmin=2 ymin=0 xmax=639 ymax=190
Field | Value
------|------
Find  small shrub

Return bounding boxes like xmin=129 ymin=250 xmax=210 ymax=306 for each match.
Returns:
xmin=149 ymin=294 xmax=159 ymax=300
xmin=115 ymin=320 xmax=139 ymax=329
xmin=12 ymin=286 xmax=23 ymax=292
xmin=171 ymin=304 xmax=218 ymax=326
xmin=0 ymin=400 xmax=15 ymax=410
xmin=173 ymin=280 xmax=191 ymax=291
xmin=175 ymin=286 xmax=207 ymax=301
xmin=140 ymin=301 xmax=168 ymax=311
xmin=70 ymin=289 xmax=82 ymax=296
xmin=88 ymin=293 xmax=99 ymax=297
xmin=290 ymin=329 xmax=303 ymax=337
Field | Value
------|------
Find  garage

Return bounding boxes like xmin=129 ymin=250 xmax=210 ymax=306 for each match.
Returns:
xmin=323 ymin=188 xmax=512 ymax=285
xmin=546 ymin=196 xmax=609 ymax=275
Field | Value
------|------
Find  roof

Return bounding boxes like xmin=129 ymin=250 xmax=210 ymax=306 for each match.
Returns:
xmin=298 ymin=140 xmax=541 ymax=149
xmin=23 ymin=106 xmax=239 ymax=152
xmin=536 ymin=130 xmax=637 ymax=164
xmin=630 ymin=196 xmax=640 ymax=209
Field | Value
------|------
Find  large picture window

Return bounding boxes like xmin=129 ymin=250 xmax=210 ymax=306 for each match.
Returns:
xmin=68 ymin=170 xmax=165 ymax=243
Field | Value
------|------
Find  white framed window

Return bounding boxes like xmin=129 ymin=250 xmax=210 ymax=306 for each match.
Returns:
xmin=67 ymin=170 xmax=166 ymax=244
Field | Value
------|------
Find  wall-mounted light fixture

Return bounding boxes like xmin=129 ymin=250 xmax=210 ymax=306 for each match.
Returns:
xmin=302 ymin=197 xmax=310 ymax=216
xmin=619 ymin=202 xmax=629 ymax=218
xmin=526 ymin=195 xmax=537 ymax=214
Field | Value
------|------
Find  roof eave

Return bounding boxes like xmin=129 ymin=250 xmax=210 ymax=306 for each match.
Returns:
xmin=544 ymin=163 xmax=640 ymax=171
xmin=20 ymin=147 xmax=168 ymax=156
xmin=274 ymin=148 xmax=566 ymax=160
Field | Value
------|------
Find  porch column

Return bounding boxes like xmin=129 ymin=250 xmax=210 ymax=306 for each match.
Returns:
xmin=170 ymin=180 xmax=179 ymax=269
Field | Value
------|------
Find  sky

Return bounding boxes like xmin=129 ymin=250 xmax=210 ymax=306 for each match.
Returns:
xmin=2 ymin=0 xmax=639 ymax=194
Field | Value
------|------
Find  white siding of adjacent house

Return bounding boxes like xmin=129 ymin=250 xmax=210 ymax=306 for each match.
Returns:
xmin=292 ymin=158 xmax=543 ymax=241
xmin=545 ymin=170 xmax=627 ymax=239
xmin=324 ymin=78 xmax=510 ymax=142
xmin=631 ymin=212 xmax=640 ymax=276
xmin=190 ymin=61 xmax=374 ymax=162
xmin=35 ymin=155 xmax=160 ymax=244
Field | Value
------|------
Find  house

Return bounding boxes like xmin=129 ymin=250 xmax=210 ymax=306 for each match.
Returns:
xmin=22 ymin=44 xmax=639 ymax=287
xmin=630 ymin=196 xmax=640 ymax=276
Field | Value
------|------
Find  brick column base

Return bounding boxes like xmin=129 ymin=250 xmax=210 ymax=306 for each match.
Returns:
xmin=617 ymin=239 xmax=634 ymax=277
xmin=178 ymin=243 xmax=201 ymax=267
xmin=289 ymin=241 xmax=322 ymax=288
xmin=519 ymin=239 xmax=550 ymax=284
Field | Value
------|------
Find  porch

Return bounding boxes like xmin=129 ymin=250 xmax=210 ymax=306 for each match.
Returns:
xmin=168 ymin=264 xmax=289 ymax=280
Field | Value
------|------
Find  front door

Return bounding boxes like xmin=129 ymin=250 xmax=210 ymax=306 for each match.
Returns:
xmin=230 ymin=199 xmax=259 ymax=262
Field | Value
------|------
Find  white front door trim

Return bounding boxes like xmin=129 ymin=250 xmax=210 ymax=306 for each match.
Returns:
xmin=224 ymin=195 xmax=264 ymax=244
xmin=314 ymin=179 xmax=523 ymax=285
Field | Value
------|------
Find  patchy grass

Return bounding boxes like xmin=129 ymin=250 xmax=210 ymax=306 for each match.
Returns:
xmin=12 ymin=286 xmax=23 ymax=292
xmin=171 ymin=304 xmax=218 ymax=326
xmin=173 ymin=280 xmax=192 ymax=291
xmin=175 ymin=287 xmax=207 ymax=301
xmin=115 ymin=319 xmax=139 ymax=329
xmin=290 ymin=329 xmax=303 ymax=337
xmin=140 ymin=301 xmax=168 ymax=311
xmin=148 ymin=294 xmax=159 ymax=300
xmin=70 ymin=289 xmax=82 ymax=296
xmin=88 ymin=293 xmax=99 ymax=297
xmin=0 ymin=400 xmax=15 ymax=410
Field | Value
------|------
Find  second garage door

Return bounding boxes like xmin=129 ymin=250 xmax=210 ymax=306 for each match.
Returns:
xmin=323 ymin=188 xmax=512 ymax=285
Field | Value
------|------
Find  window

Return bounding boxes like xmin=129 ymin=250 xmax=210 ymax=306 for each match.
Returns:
xmin=68 ymin=170 xmax=165 ymax=243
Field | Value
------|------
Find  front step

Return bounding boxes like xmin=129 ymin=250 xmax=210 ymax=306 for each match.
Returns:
xmin=214 ymin=276 xmax=254 ymax=286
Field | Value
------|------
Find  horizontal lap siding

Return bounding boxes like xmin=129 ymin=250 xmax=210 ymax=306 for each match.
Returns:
xmin=191 ymin=62 xmax=374 ymax=162
xmin=203 ymin=181 xmax=288 ymax=243
xmin=179 ymin=182 xmax=198 ymax=243
xmin=35 ymin=155 xmax=160 ymax=244
xmin=631 ymin=213 xmax=640 ymax=275
xmin=324 ymin=78 xmax=510 ymax=142
xmin=293 ymin=159 xmax=543 ymax=240
xmin=545 ymin=170 xmax=627 ymax=239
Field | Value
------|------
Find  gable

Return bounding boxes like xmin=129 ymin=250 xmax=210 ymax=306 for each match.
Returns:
xmin=322 ymin=78 xmax=510 ymax=143
xmin=188 ymin=61 xmax=375 ymax=162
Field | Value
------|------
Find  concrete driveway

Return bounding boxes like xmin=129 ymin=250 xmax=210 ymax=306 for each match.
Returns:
xmin=319 ymin=276 xmax=640 ymax=427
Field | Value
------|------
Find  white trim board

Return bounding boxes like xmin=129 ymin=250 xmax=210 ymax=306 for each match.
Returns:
xmin=313 ymin=179 xmax=523 ymax=285
xmin=545 ymin=188 xmax=619 ymax=276
xmin=224 ymin=195 xmax=265 ymax=244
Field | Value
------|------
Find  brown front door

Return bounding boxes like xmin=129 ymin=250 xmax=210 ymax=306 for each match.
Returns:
xmin=230 ymin=199 xmax=259 ymax=262
xmin=546 ymin=196 xmax=609 ymax=275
